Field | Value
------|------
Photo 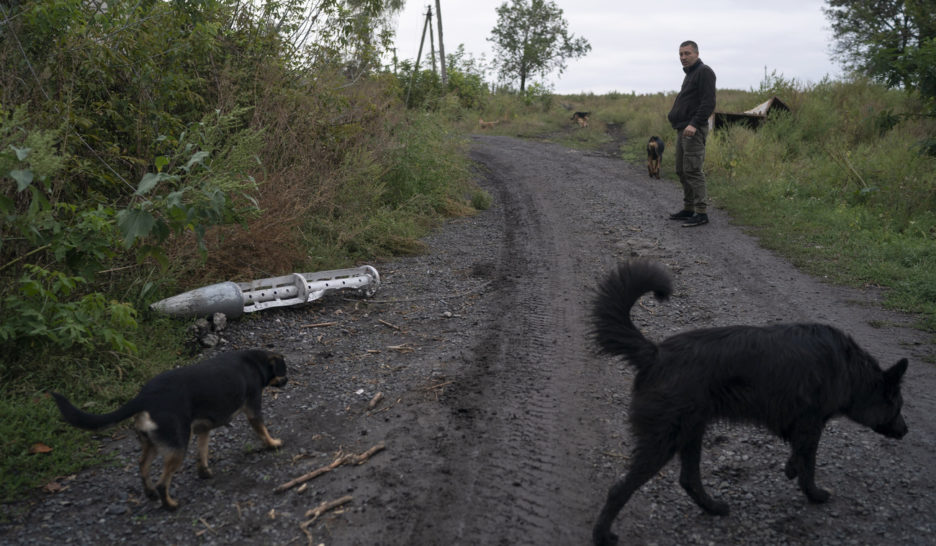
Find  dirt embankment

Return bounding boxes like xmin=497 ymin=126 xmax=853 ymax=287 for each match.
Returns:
xmin=3 ymin=135 xmax=934 ymax=545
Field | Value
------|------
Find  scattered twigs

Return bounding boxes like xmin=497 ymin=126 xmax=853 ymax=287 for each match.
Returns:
xmin=299 ymin=495 xmax=354 ymax=544
xmin=359 ymin=280 xmax=492 ymax=304
xmin=423 ymin=380 xmax=453 ymax=400
xmin=827 ymin=147 xmax=869 ymax=189
xmin=366 ymin=396 xmax=402 ymax=417
xmin=274 ymin=442 xmax=386 ymax=493
xmin=304 ymin=494 xmax=353 ymax=520
xmin=424 ymin=380 xmax=453 ymax=392
xmin=378 ymin=319 xmax=401 ymax=330
xmin=194 ymin=517 xmax=218 ymax=537
xmin=300 ymin=321 xmax=338 ymax=329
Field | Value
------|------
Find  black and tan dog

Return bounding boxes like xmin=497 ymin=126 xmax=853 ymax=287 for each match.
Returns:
xmin=52 ymin=349 xmax=287 ymax=510
xmin=571 ymin=111 xmax=590 ymax=127
xmin=646 ymin=136 xmax=664 ymax=178
xmin=590 ymin=261 xmax=909 ymax=546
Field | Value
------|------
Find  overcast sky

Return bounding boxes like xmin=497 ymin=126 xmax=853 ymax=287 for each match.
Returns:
xmin=390 ymin=0 xmax=843 ymax=95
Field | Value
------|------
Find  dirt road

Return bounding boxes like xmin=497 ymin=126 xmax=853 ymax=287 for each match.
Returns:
xmin=3 ymin=135 xmax=934 ymax=545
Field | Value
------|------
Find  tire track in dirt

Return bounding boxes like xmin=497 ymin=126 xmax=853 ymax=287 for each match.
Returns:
xmin=402 ymin=135 xmax=936 ymax=545
xmin=405 ymin=137 xmax=620 ymax=544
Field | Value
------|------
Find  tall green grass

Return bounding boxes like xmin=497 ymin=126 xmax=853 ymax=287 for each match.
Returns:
xmin=702 ymin=79 xmax=936 ymax=330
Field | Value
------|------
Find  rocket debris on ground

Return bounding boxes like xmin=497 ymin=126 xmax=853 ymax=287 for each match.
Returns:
xmin=150 ymin=265 xmax=380 ymax=318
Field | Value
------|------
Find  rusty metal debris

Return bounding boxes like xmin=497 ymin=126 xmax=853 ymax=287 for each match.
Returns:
xmin=710 ymin=96 xmax=790 ymax=131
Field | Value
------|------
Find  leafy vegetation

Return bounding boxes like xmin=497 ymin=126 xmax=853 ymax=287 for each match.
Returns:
xmin=825 ymin=0 xmax=936 ymax=113
xmin=0 ymin=0 xmax=484 ymax=505
xmin=489 ymin=0 xmax=591 ymax=92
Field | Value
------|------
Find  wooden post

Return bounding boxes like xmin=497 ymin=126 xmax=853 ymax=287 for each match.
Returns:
xmin=435 ymin=0 xmax=447 ymax=87
xmin=428 ymin=6 xmax=437 ymax=77
xmin=405 ymin=6 xmax=434 ymax=107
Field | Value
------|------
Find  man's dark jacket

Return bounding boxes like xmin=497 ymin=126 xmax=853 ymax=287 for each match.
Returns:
xmin=668 ymin=59 xmax=716 ymax=131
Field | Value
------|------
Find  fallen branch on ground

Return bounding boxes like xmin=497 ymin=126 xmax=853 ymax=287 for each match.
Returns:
xmin=304 ymin=494 xmax=353 ymax=520
xmin=274 ymin=442 xmax=386 ymax=493
xmin=299 ymin=495 xmax=353 ymax=544
xmin=378 ymin=319 xmax=401 ymax=330
xmin=355 ymin=280 xmax=492 ymax=304
xmin=300 ymin=321 xmax=338 ymax=328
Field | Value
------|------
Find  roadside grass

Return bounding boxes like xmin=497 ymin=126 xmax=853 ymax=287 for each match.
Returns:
xmin=0 ymin=316 xmax=188 ymax=506
xmin=506 ymin=79 xmax=936 ymax=333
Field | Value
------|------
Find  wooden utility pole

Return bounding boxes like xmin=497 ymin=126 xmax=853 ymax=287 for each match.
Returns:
xmin=429 ymin=7 xmax=437 ymax=76
xmin=405 ymin=6 xmax=434 ymax=107
xmin=435 ymin=0 xmax=447 ymax=87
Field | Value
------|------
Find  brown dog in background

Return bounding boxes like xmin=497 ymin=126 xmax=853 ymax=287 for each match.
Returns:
xmin=646 ymin=136 xmax=664 ymax=178
xmin=571 ymin=111 xmax=590 ymax=127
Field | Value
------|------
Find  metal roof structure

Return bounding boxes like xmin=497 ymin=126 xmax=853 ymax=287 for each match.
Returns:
xmin=709 ymin=96 xmax=791 ymax=131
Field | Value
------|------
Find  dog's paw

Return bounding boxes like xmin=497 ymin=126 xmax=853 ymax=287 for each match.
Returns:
xmin=806 ymin=487 xmax=831 ymax=504
xmin=592 ymin=530 xmax=619 ymax=546
xmin=267 ymin=437 xmax=283 ymax=448
xmin=784 ymin=460 xmax=798 ymax=479
xmin=198 ymin=466 xmax=213 ymax=479
xmin=143 ymin=487 xmax=159 ymax=500
xmin=703 ymin=500 xmax=730 ymax=516
xmin=157 ymin=485 xmax=179 ymax=511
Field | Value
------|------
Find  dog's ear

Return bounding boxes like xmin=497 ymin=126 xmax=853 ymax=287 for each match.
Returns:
xmin=885 ymin=358 xmax=908 ymax=386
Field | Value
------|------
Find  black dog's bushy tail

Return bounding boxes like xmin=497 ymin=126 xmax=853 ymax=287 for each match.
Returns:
xmin=592 ymin=260 xmax=672 ymax=370
xmin=51 ymin=392 xmax=144 ymax=430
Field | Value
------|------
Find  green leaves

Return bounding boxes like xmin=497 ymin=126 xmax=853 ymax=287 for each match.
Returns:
xmin=825 ymin=1 xmax=936 ymax=112
xmin=0 ymin=265 xmax=138 ymax=355
xmin=10 ymin=169 xmax=33 ymax=191
xmin=134 ymin=172 xmax=167 ymax=196
xmin=115 ymin=137 xmax=257 ymax=255
xmin=489 ymin=0 xmax=591 ymax=91
xmin=116 ymin=208 xmax=157 ymax=247
xmin=8 ymin=144 xmax=35 ymax=190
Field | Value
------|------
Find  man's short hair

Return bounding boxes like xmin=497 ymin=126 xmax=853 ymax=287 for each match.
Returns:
xmin=680 ymin=40 xmax=699 ymax=52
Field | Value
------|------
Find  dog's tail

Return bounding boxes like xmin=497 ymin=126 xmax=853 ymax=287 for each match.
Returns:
xmin=51 ymin=392 xmax=144 ymax=430
xmin=592 ymin=260 xmax=672 ymax=369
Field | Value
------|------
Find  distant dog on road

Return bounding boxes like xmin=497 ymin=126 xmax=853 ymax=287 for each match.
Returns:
xmin=52 ymin=349 xmax=288 ymax=510
xmin=571 ymin=111 xmax=590 ymax=127
xmin=646 ymin=136 xmax=664 ymax=178
xmin=590 ymin=261 xmax=909 ymax=546
xmin=479 ymin=118 xmax=499 ymax=129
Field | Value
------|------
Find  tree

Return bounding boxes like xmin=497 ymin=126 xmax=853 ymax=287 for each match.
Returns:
xmin=488 ymin=0 xmax=591 ymax=92
xmin=825 ymin=0 xmax=936 ymax=108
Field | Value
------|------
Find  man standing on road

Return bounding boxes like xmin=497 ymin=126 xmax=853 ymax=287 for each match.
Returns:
xmin=667 ymin=40 xmax=716 ymax=227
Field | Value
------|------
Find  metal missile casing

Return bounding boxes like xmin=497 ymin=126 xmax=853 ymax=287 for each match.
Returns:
xmin=150 ymin=265 xmax=380 ymax=318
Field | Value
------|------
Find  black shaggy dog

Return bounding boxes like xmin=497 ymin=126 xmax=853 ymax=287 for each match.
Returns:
xmin=590 ymin=261 xmax=909 ymax=546
xmin=646 ymin=136 xmax=664 ymax=178
xmin=52 ymin=349 xmax=287 ymax=510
